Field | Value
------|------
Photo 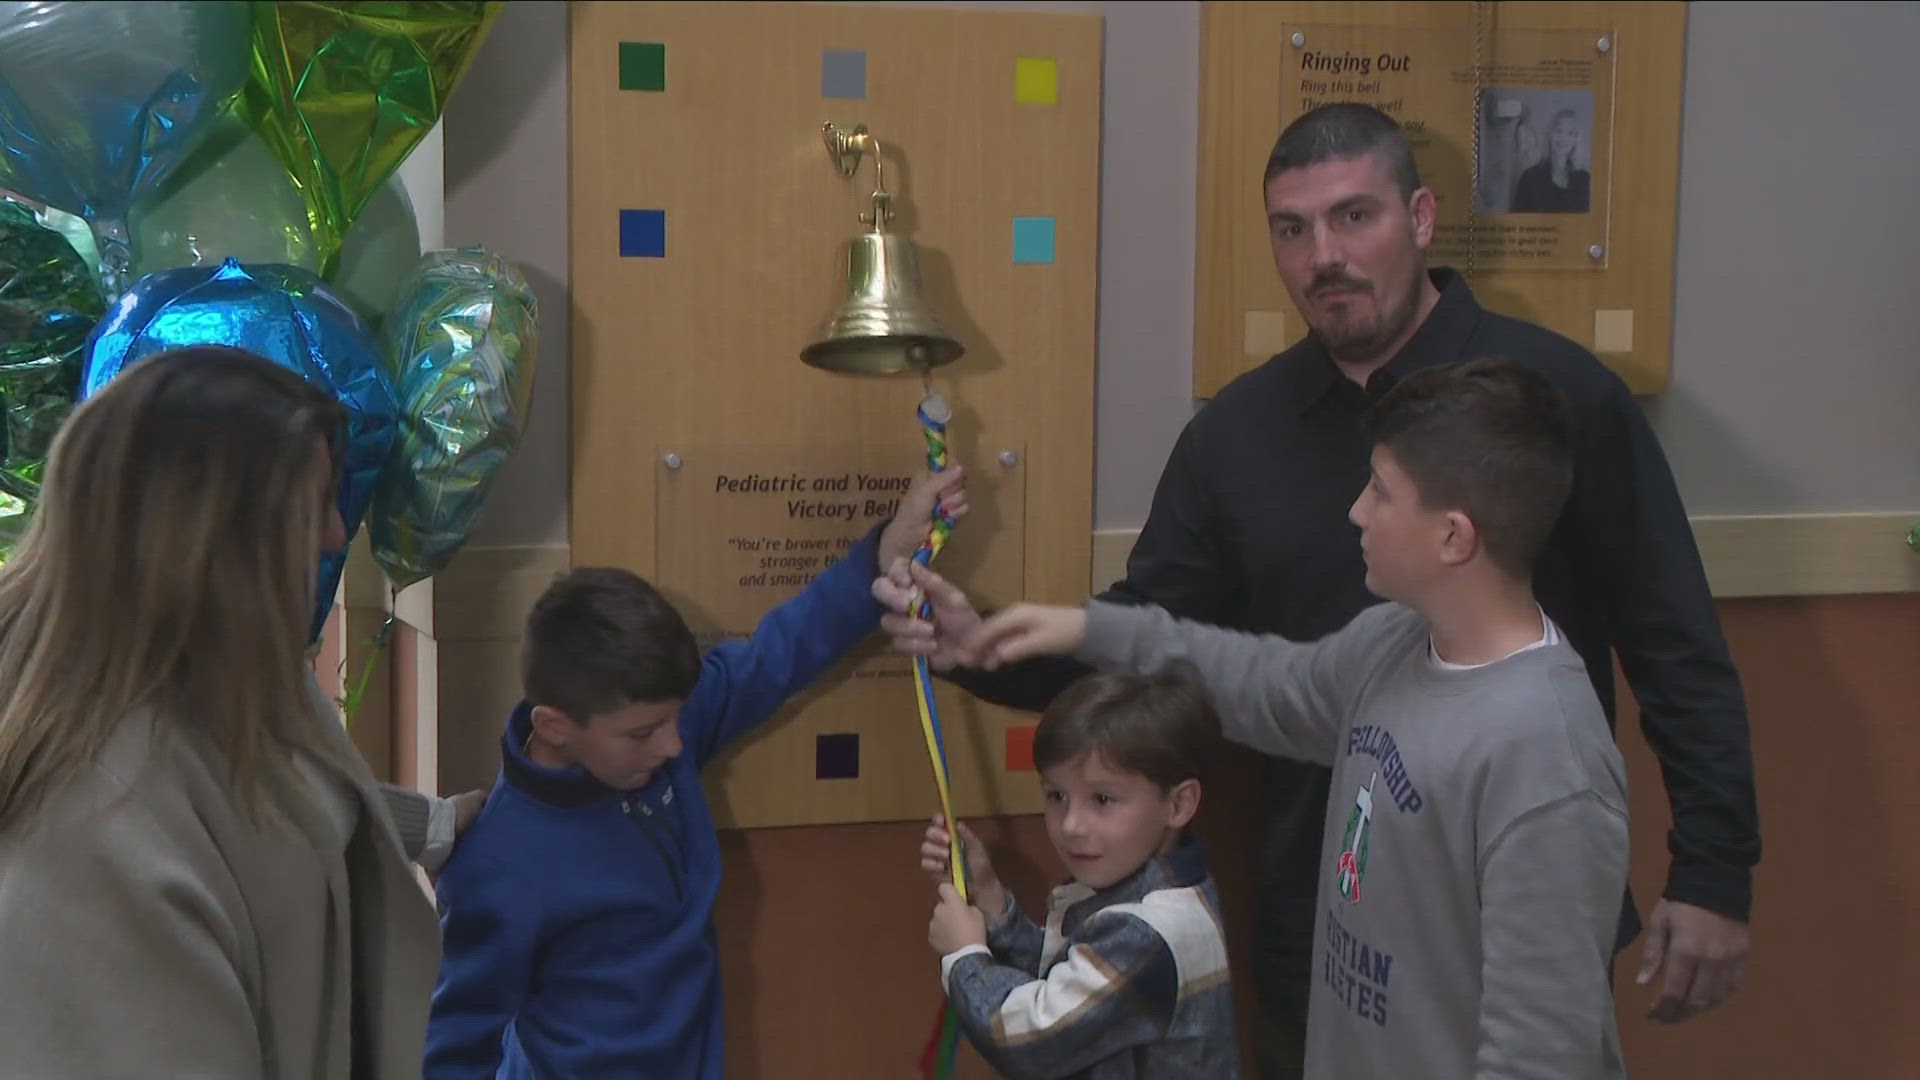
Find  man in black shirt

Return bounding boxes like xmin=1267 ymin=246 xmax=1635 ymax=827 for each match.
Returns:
xmin=943 ymin=104 xmax=1759 ymax=1076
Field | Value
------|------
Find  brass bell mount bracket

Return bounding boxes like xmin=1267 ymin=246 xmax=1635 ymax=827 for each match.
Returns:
xmin=822 ymin=121 xmax=895 ymax=228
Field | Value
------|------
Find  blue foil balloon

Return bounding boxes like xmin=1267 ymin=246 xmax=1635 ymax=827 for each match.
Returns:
xmin=0 ymin=2 xmax=253 ymax=298
xmin=82 ymin=259 xmax=399 ymax=643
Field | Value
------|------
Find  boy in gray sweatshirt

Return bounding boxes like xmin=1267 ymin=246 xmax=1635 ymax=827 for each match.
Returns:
xmin=875 ymin=357 xmax=1630 ymax=1079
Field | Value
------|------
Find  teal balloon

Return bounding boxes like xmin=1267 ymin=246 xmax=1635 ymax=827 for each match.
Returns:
xmin=373 ymin=248 xmax=540 ymax=591
xmin=132 ymin=117 xmax=420 ymax=332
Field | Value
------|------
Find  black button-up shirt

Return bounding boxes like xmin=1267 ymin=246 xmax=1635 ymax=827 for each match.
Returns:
xmin=953 ymin=268 xmax=1760 ymax=926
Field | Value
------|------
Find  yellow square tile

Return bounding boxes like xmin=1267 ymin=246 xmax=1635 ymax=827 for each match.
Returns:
xmin=1594 ymin=309 xmax=1634 ymax=354
xmin=1015 ymin=57 xmax=1057 ymax=105
xmin=1243 ymin=310 xmax=1289 ymax=357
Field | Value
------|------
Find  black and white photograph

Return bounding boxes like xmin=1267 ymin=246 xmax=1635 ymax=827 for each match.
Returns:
xmin=1475 ymin=87 xmax=1595 ymax=214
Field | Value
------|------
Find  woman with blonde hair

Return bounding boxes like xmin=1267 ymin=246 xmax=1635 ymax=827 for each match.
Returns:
xmin=1511 ymin=107 xmax=1592 ymax=213
xmin=0 ymin=345 xmax=440 ymax=1077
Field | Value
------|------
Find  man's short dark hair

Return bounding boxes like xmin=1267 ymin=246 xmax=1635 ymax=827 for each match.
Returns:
xmin=521 ymin=567 xmax=701 ymax=722
xmin=1363 ymin=357 xmax=1574 ymax=577
xmin=1033 ymin=662 xmax=1221 ymax=792
xmin=1263 ymin=102 xmax=1421 ymax=199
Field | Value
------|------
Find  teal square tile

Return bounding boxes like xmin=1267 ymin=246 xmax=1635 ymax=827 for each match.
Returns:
xmin=1012 ymin=216 xmax=1055 ymax=264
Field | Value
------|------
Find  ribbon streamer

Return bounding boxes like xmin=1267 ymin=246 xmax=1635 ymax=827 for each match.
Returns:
xmin=910 ymin=385 xmax=965 ymax=1079
xmin=911 ymin=386 xmax=964 ymax=899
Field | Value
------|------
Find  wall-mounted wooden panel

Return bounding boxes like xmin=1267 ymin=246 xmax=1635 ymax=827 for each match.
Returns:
xmin=1197 ymin=1 xmax=1684 ymax=398
xmin=569 ymin=2 xmax=1101 ymax=828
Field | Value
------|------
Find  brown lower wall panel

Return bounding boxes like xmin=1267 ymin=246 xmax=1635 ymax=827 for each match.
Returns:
xmin=707 ymin=594 xmax=1920 ymax=1077
xmin=713 ymin=753 xmax=1264 ymax=1079
xmin=1608 ymin=594 xmax=1920 ymax=1079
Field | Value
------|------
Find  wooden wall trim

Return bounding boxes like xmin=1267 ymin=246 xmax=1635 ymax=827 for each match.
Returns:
xmin=1688 ymin=513 xmax=1920 ymax=599
xmin=1094 ymin=513 xmax=1920 ymax=601
xmin=423 ymin=515 xmax=1916 ymax=791
xmin=439 ymin=514 xmax=1920 ymax=652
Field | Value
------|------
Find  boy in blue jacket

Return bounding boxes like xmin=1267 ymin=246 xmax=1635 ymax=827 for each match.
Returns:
xmin=425 ymin=466 xmax=966 ymax=1079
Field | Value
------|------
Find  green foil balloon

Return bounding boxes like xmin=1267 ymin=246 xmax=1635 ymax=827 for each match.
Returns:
xmin=0 ymin=199 xmax=104 ymax=553
xmin=132 ymin=116 xmax=421 ymax=333
xmin=239 ymin=1 xmax=501 ymax=277
xmin=373 ymin=248 xmax=539 ymax=591
xmin=0 ymin=190 xmax=98 ymax=273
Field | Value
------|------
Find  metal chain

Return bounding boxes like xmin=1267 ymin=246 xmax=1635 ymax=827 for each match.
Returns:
xmin=1465 ymin=0 xmax=1489 ymax=279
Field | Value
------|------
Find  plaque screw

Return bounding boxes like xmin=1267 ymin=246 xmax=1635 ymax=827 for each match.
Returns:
xmin=1290 ymin=31 xmax=1306 ymax=48
xmin=1587 ymin=244 xmax=1605 ymax=260
xmin=664 ymin=452 xmax=683 ymax=469
xmin=1596 ymin=36 xmax=1612 ymax=54
xmin=998 ymin=450 xmax=1020 ymax=468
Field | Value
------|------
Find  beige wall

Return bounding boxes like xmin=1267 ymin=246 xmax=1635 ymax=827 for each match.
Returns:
xmin=450 ymin=1 xmax=1920 ymax=546
xmin=445 ymin=0 xmax=572 ymax=547
xmin=1652 ymin=1 xmax=1920 ymax=514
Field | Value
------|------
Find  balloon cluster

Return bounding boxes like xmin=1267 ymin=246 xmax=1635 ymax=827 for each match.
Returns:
xmin=0 ymin=1 xmax=536 ymax=652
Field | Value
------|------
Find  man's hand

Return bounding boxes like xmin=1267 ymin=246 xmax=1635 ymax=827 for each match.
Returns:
xmin=1635 ymin=899 xmax=1751 ymax=1022
xmin=873 ymin=559 xmax=981 ymax=671
xmin=928 ymin=882 xmax=988 ymax=956
xmin=920 ymin=816 xmax=1005 ymax=921
xmin=965 ymin=603 xmax=1088 ymax=670
xmin=878 ymin=466 xmax=968 ymax=570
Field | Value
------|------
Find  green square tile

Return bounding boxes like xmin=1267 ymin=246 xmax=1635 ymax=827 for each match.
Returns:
xmin=619 ymin=41 xmax=666 ymax=92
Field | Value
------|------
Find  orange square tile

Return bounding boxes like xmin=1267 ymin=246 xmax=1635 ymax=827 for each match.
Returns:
xmin=1005 ymin=723 xmax=1037 ymax=771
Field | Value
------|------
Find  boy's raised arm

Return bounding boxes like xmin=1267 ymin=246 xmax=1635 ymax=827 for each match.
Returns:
xmin=962 ymin=598 xmax=1400 ymax=768
xmin=1079 ymin=600 xmax=1351 ymax=764
xmin=684 ymin=468 xmax=965 ymax=768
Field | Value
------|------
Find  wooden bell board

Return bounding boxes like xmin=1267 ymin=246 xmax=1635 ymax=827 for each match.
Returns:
xmin=569 ymin=2 xmax=1101 ymax=828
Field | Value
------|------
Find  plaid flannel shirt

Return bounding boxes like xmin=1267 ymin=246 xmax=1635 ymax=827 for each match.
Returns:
xmin=940 ymin=836 xmax=1239 ymax=1079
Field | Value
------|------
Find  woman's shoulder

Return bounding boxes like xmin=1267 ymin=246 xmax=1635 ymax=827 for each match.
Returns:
xmin=0 ymin=714 xmax=234 ymax=870
xmin=91 ymin=711 xmax=224 ymax=794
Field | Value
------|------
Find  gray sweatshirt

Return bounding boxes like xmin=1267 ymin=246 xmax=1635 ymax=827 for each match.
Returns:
xmin=1079 ymin=600 xmax=1629 ymax=1079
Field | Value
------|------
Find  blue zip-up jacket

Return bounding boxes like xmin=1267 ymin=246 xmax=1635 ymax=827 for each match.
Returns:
xmin=424 ymin=526 xmax=887 ymax=1079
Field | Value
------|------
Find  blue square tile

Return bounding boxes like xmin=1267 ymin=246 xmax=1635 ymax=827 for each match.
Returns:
xmin=822 ymin=49 xmax=866 ymax=99
xmin=815 ymin=732 xmax=860 ymax=780
xmin=619 ymin=208 xmax=666 ymax=258
xmin=1012 ymin=216 xmax=1055 ymax=264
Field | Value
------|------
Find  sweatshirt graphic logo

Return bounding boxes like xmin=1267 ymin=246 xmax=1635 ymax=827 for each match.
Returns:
xmin=1334 ymin=771 xmax=1377 ymax=904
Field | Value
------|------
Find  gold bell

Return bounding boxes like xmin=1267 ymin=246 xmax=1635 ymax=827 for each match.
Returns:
xmin=802 ymin=124 xmax=965 ymax=375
